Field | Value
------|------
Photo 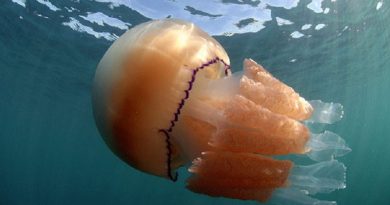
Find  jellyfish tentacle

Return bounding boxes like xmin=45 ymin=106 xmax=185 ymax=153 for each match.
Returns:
xmin=182 ymin=95 xmax=310 ymax=156
xmin=306 ymin=100 xmax=344 ymax=124
xmin=187 ymin=151 xmax=292 ymax=202
xmin=288 ymin=160 xmax=347 ymax=195
xmin=270 ymin=188 xmax=337 ymax=205
xmin=268 ymin=160 xmax=346 ymax=205
xmin=240 ymin=75 xmax=312 ymax=121
xmin=306 ymin=131 xmax=351 ymax=161
xmin=243 ymin=59 xmax=295 ymax=95
xmin=243 ymin=59 xmax=313 ymax=120
xmin=211 ymin=126 xmax=308 ymax=155
xmin=215 ymin=95 xmax=310 ymax=155
xmin=180 ymin=59 xmax=348 ymax=204
xmin=303 ymin=101 xmax=349 ymax=161
xmin=182 ymin=74 xmax=309 ymax=201
xmin=182 ymin=62 xmax=313 ymax=155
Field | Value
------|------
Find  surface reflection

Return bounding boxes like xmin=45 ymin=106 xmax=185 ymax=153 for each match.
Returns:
xmin=11 ymin=0 xmax=340 ymax=39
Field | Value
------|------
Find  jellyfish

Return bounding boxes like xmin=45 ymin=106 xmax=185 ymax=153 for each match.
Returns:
xmin=92 ymin=19 xmax=350 ymax=205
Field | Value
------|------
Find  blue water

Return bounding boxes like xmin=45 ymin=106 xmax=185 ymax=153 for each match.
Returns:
xmin=1 ymin=0 xmax=389 ymax=205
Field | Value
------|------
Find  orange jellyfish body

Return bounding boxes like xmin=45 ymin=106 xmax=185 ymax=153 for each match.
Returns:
xmin=92 ymin=19 xmax=350 ymax=205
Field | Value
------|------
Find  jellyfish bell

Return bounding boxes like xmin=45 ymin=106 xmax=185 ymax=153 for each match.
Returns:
xmin=92 ymin=19 xmax=350 ymax=204
xmin=92 ymin=19 xmax=230 ymax=179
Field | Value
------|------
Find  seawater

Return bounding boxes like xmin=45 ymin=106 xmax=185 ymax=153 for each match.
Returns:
xmin=0 ymin=0 xmax=389 ymax=205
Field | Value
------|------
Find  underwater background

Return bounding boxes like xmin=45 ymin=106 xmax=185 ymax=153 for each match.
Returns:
xmin=1 ymin=0 xmax=389 ymax=204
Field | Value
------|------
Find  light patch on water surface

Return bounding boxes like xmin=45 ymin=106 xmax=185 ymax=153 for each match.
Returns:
xmin=376 ymin=1 xmax=383 ymax=10
xmin=36 ymin=13 xmax=49 ymax=19
xmin=62 ymin=17 xmax=118 ymax=41
xmin=10 ymin=0 xmax=336 ymax=40
xmin=324 ymin=8 xmax=330 ymax=14
xmin=80 ymin=12 xmax=131 ymax=30
xmin=301 ymin=24 xmax=312 ymax=30
xmin=262 ymin=0 xmax=299 ymax=9
xmin=93 ymin=0 xmax=311 ymax=36
xmin=94 ymin=0 xmax=125 ymax=8
xmin=291 ymin=31 xmax=304 ymax=38
xmin=315 ymin=24 xmax=326 ymax=30
xmin=65 ymin=7 xmax=78 ymax=12
xmin=276 ymin=17 xmax=294 ymax=26
xmin=337 ymin=26 xmax=349 ymax=36
xmin=100 ymin=0 xmax=273 ymax=36
xmin=11 ymin=0 xmax=26 ymax=7
xmin=36 ymin=0 xmax=61 ymax=11
xmin=307 ymin=0 xmax=324 ymax=13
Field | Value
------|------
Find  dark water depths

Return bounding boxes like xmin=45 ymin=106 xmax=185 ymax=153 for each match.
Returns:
xmin=1 ymin=0 xmax=389 ymax=204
